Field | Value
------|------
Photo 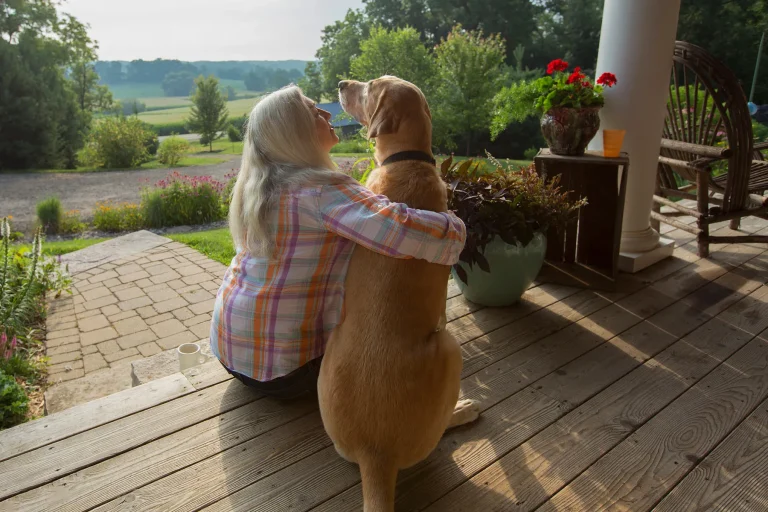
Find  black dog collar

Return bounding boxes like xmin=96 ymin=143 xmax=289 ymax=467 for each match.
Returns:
xmin=381 ymin=150 xmax=436 ymax=167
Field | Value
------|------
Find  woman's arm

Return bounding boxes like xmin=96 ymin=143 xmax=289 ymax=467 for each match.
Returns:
xmin=316 ymin=182 xmax=466 ymax=266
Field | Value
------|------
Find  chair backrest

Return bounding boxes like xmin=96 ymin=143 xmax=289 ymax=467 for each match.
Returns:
xmin=660 ymin=41 xmax=754 ymax=212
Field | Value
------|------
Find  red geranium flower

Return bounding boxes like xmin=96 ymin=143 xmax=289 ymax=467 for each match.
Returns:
xmin=566 ymin=67 xmax=585 ymax=84
xmin=581 ymin=80 xmax=593 ymax=88
xmin=597 ymin=72 xmax=618 ymax=87
xmin=547 ymin=59 xmax=569 ymax=74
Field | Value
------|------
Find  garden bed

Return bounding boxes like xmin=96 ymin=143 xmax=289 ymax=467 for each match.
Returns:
xmin=1 ymin=222 xmax=71 ymax=429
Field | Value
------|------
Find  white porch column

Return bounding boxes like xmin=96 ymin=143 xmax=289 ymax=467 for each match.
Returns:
xmin=589 ymin=0 xmax=681 ymax=272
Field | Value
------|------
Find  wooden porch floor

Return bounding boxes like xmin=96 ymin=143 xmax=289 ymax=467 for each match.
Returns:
xmin=2 ymin=213 xmax=768 ymax=511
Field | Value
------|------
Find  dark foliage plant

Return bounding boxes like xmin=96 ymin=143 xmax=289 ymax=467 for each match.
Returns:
xmin=441 ymin=156 xmax=586 ymax=284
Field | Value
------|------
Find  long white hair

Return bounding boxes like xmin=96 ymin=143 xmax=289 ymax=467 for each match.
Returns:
xmin=229 ymin=86 xmax=349 ymax=257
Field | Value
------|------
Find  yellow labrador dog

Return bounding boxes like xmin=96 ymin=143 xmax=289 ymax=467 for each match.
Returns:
xmin=318 ymin=76 xmax=480 ymax=512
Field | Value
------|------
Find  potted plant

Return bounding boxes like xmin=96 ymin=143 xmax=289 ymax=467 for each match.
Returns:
xmin=491 ymin=59 xmax=618 ymax=155
xmin=443 ymin=156 xmax=585 ymax=306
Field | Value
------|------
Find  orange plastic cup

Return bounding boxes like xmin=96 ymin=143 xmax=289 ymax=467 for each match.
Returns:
xmin=603 ymin=129 xmax=626 ymax=157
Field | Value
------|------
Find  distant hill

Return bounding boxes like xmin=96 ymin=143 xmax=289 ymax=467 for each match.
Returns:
xmin=95 ymin=59 xmax=310 ymax=100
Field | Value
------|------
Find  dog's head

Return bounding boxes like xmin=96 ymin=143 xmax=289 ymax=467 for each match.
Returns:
xmin=338 ymin=76 xmax=431 ymax=139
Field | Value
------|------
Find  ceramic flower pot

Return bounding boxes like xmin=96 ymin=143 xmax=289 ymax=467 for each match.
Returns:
xmin=451 ymin=233 xmax=547 ymax=307
xmin=540 ymin=106 xmax=601 ymax=156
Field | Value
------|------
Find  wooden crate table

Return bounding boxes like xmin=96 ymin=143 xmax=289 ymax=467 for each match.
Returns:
xmin=534 ymin=148 xmax=629 ymax=290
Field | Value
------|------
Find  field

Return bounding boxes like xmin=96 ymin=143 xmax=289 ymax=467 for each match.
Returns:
xmin=138 ymin=96 xmax=261 ymax=125
xmin=110 ymin=79 xmax=251 ymax=101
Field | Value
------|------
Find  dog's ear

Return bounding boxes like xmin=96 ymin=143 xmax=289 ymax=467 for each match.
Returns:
xmin=366 ymin=89 xmax=399 ymax=139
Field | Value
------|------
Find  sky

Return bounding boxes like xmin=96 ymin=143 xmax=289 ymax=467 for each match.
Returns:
xmin=63 ymin=0 xmax=364 ymax=61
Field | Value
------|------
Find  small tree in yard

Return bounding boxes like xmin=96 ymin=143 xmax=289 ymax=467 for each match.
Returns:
xmin=433 ymin=25 xmax=506 ymax=154
xmin=187 ymin=75 xmax=229 ymax=152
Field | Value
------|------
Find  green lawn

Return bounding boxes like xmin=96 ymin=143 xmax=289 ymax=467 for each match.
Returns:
xmin=168 ymin=228 xmax=234 ymax=265
xmin=35 ymin=155 xmax=228 ymax=174
xmin=191 ymin=139 xmax=244 ymax=156
xmin=13 ymin=237 xmax=110 ymax=257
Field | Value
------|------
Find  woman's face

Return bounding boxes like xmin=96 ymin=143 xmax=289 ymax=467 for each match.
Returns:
xmin=304 ymin=96 xmax=339 ymax=152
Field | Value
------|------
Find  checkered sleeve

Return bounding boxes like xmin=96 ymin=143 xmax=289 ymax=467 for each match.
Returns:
xmin=317 ymin=182 xmax=466 ymax=265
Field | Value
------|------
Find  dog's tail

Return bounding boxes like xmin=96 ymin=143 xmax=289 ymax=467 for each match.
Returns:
xmin=359 ymin=455 xmax=399 ymax=512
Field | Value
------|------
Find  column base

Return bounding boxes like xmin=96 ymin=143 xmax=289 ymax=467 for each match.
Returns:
xmin=618 ymin=237 xmax=675 ymax=273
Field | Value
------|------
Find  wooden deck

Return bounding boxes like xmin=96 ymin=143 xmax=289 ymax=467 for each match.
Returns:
xmin=2 ymin=214 xmax=768 ymax=511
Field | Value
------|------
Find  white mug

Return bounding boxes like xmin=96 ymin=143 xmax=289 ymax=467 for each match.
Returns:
xmin=178 ymin=343 xmax=205 ymax=372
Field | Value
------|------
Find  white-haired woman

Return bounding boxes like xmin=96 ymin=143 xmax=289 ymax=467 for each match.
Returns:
xmin=211 ymin=86 xmax=465 ymax=400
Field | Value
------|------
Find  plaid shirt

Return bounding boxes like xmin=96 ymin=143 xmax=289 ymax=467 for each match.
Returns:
xmin=210 ymin=182 xmax=466 ymax=381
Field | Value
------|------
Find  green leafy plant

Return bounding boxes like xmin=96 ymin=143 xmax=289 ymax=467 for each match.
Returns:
xmin=227 ymin=125 xmax=243 ymax=143
xmin=221 ymin=171 xmax=238 ymax=217
xmin=93 ymin=202 xmax=144 ymax=232
xmin=78 ymin=117 xmax=153 ymax=169
xmin=523 ymin=147 xmax=539 ymax=160
xmin=157 ymin=136 xmax=190 ymax=167
xmin=442 ymin=156 xmax=586 ymax=284
xmin=36 ymin=197 xmax=62 ymax=234
xmin=491 ymin=59 xmax=617 ymax=138
xmin=141 ymin=171 xmax=225 ymax=228
xmin=60 ymin=210 xmax=87 ymax=235
xmin=0 ymin=369 xmax=28 ymax=429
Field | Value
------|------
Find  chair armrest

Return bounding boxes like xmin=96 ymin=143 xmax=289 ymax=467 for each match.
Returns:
xmin=660 ymin=138 xmax=732 ymax=159
xmin=658 ymin=155 xmax=713 ymax=173
xmin=754 ymin=141 xmax=768 ymax=152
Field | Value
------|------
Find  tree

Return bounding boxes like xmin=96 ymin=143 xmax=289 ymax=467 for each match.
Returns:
xmin=677 ymin=0 xmax=768 ymax=103
xmin=0 ymin=0 xmax=96 ymax=169
xmin=226 ymin=85 xmax=237 ymax=101
xmin=350 ymin=26 xmax=437 ymax=96
xmin=535 ymin=0 xmax=602 ymax=70
xmin=187 ymin=75 xmax=229 ymax=152
xmin=364 ymin=0 xmax=535 ymax=66
xmin=162 ymin=70 xmax=195 ymax=96
xmin=299 ymin=61 xmax=324 ymax=101
xmin=70 ymin=59 xmax=117 ymax=114
xmin=432 ymin=25 xmax=506 ymax=154
xmin=314 ymin=9 xmax=370 ymax=98
xmin=244 ymin=66 xmax=269 ymax=91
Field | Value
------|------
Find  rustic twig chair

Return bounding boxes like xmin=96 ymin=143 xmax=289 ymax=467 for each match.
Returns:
xmin=652 ymin=41 xmax=768 ymax=257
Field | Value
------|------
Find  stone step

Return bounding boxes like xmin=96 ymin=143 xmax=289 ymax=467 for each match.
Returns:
xmin=44 ymin=359 xmax=135 ymax=414
xmin=131 ymin=341 xmax=215 ymax=386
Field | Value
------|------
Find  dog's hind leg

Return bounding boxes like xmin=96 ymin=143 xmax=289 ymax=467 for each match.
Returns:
xmin=447 ymin=399 xmax=481 ymax=429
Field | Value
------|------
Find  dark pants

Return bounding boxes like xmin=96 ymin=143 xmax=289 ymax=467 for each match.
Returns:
xmin=220 ymin=357 xmax=323 ymax=400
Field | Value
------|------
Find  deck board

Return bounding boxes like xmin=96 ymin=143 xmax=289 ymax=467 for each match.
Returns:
xmin=1 ymin=212 xmax=767 ymax=512
xmin=653 ymin=395 xmax=768 ymax=512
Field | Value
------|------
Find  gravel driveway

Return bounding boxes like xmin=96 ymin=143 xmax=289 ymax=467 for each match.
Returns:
xmin=0 ymin=156 xmax=359 ymax=232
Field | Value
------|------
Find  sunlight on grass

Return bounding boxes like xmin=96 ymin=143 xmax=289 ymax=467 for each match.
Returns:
xmin=12 ymin=237 xmax=110 ymax=257
xmin=168 ymin=228 xmax=234 ymax=265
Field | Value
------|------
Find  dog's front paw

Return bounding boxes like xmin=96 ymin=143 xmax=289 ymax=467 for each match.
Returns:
xmin=449 ymin=399 xmax=481 ymax=428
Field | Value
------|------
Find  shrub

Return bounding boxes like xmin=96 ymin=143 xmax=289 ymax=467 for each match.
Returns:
xmin=221 ymin=171 xmax=238 ymax=217
xmin=148 ymin=122 xmax=190 ymax=136
xmin=92 ymin=202 xmax=144 ymax=232
xmin=0 ymin=369 xmax=28 ymax=429
xmin=330 ymin=137 xmax=371 ymax=154
xmin=144 ymin=131 xmax=160 ymax=156
xmin=158 ymin=136 xmax=190 ymax=167
xmin=60 ymin=210 xmax=87 ymax=235
xmin=36 ymin=197 xmax=62 ymax=234
xmin=227 ymin=125 xmax=243 ymax=143
xmin=523 ymin=147 xmax=539 ymax=160
xmin=78 ymin=117 xmax=153 ymax=169
xmin=442 ymin=156 xmax=586 ymax=284
xmin=141 ymin=172 xmax=225 ymax=228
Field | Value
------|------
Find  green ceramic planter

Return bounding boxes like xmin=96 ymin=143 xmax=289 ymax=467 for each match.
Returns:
xmin=451 ymin=233 xmax=547 ymax=307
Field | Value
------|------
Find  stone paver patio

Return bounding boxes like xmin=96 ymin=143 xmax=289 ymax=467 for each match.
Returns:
xmin=44 ymin=231 xmax=227 ymax=413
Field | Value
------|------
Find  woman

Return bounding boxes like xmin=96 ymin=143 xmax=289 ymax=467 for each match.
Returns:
xmin=211 ymin=85 xmax=465 ymax=399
